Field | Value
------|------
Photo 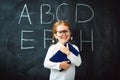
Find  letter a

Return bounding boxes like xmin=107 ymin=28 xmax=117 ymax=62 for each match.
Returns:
xmin=18 ymin=4 xmax=32 ymax=24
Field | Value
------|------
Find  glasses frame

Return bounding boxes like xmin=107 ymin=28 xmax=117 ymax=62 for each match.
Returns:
xmin=56 ymin=30 xmax=70 ymax=35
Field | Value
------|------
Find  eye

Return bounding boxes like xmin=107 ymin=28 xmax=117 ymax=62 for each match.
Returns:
xmin=58 ymin=31 xmax=63 ymax=34
xmin=57 ymin=30 xmax=69 ymax=34
xmin=63 ymin=30 xmax=69 ymax=33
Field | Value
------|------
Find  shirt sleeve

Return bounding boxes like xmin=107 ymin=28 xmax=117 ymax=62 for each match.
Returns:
xmin=43 ymin=45 xmax=61 ymax=70
xmin=67 ymin=44 xmax=82 ymax=66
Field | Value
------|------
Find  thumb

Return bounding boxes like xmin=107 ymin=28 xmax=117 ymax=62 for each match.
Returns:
xmin=66 ymin=43 xmax=69 ymax=49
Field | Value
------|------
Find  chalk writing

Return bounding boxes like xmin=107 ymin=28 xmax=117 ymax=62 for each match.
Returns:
xmin=18 ymin=4 xmax=32 ymax=24
xmin=18 ymin=3 xmax=94 ymax=24
xmin=80 ymin=29 xmax=94 ymax=51
xmin=21 ymin=30 xmax=34 ymax=49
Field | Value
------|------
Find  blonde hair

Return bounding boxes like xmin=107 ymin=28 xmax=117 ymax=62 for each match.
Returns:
xmin=52 ymin=20 xmax=72 ymax=44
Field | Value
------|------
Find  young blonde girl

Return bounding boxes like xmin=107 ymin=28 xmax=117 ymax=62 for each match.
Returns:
xmin=44 ymin=20 xmax=82 ymax=80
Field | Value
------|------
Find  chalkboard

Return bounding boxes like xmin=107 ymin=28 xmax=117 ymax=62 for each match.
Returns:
xmin=0 ymin=0 xmax=119 ymax=80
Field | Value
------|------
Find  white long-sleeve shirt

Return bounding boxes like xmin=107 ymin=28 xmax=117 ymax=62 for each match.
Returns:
xmin=44 ymin=42 xmax=82 ymax=80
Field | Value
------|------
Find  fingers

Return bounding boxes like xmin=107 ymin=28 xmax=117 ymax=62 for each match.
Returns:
xmin=60 ymin=61 xmax=70 ymax=70
xmin=59 ymin=46 xmax=67 ymax=53
xmin=66 ymin=43 xmax=69 ymax=49
xmin=59 ymin=43 xmax=69 ymax=50
xmin=58 ymin=43 xmax=70 ymax=56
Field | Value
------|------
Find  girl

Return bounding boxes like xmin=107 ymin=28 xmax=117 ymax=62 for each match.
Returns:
xmin=44 ymin=20 xmax=82 ymax=80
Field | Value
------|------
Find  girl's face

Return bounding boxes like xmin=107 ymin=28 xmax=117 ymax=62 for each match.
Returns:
xmin=54 ymin=24 xmax=71 ymax=45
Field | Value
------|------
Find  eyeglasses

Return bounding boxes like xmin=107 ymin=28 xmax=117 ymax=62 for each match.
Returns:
xmin=56 ymin=30 xmax=70 ymax=35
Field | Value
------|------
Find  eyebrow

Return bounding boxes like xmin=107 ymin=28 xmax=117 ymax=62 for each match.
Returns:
xmin=57 ymin=30 xmax=69 ymax=32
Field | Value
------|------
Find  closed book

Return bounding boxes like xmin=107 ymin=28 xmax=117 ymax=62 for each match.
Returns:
xmin=50 ymin=43 xmax=79 ymax=62
xmin=50 ymin=43 xmax=79 ymax=71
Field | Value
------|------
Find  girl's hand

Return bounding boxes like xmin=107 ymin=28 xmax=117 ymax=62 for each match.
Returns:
xmin=59 ymin=43 xmax=70 ymax=56
xmin=60 ymin=61 xmax=70 ymax=70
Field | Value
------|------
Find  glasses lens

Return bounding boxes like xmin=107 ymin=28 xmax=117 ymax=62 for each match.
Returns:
xmin=57 ymin=30 xmax=69 ymax=34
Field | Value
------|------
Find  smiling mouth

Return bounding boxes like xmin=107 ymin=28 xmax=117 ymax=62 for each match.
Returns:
xmin=60 ymin=36 xmax=69 ymax=40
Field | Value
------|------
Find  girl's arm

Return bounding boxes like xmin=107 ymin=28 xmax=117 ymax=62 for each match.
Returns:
xmin=59 ymin=44 xmax=82 ymax=67
xmin=67 ymin=45 xmax=82 ymax=66
xmin=43 ymin=45 xmax=61 ymax=70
